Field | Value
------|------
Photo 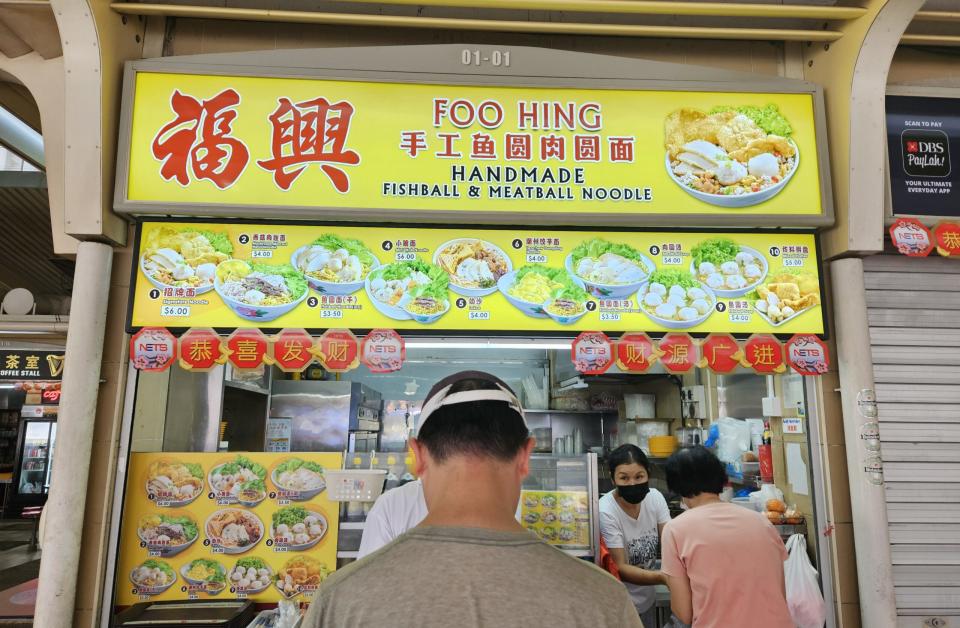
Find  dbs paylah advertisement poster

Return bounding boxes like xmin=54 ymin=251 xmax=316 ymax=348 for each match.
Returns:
xmin=128 ymin=221 xmax=826 ymax=335
xmin=115 ymin=452 xmax=341 ymax=605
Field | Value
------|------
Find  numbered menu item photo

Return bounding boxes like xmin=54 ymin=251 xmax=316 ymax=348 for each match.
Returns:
xmin=146 ymin=458 xmax=204 ymax=506
xmin=566 ymin=238 xmax=654 ymax=298
xmin=365 ymin=259 xmax=450 ymax=324
xmin=435 ymin=238 xmax=512 ymax=296
xmin=292 ymin=233 xmax=380 ymax=295
xmin=205 ymin=509 xmax=265 ymax=553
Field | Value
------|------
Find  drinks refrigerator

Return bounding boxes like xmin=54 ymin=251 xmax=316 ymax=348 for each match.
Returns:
xmin=9 ymin=416 xmax=56 ymax=511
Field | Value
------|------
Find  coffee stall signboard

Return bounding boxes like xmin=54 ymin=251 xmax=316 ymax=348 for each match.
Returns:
xmin=0 ymin=351 xmax=64 ymax=380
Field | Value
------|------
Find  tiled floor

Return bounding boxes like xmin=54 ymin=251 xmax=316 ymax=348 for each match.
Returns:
xmin=0 ymin=520 xmax=39 ymax=625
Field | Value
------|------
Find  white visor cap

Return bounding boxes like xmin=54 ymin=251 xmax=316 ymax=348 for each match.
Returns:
xmin=414 ymin=371 xmax=526 ymax=438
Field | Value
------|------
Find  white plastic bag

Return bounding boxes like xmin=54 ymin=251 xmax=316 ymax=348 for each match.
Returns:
xmin=784 ymin=534 xmax=827 ymax=628
xmin=716 ymin=417 xmax=751 ymax=463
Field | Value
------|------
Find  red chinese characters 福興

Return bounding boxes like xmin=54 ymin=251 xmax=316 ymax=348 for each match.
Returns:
xmin=152 ymin=89 xmax=250 ymax=189
xmin=257 ymin=97 xmax=361 ymax=193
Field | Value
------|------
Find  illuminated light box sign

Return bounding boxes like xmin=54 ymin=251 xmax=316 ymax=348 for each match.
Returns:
xmin=128 ymin=221 xmax=825 ymax=336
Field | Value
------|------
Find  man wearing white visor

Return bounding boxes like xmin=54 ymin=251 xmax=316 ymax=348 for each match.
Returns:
xmin=305 ymin=371 xmax=643 ymax=628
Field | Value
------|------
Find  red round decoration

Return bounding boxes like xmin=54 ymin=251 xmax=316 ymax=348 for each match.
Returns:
xmin=271 ymin=329 xmax=316 ymax=373
xmin=785 ymin=334 xmax=830 ymax=376
xmin=130 ymin=327 xmax=177 ymax=372
xmin=658 ymin=334 xmax=697 ymax=374
xmin=889 ymin=218 xmax=934 ymax=257
xmin=700 ymin=334 xmax=741 ymax=374
xmin=225 ymin=329 xmax=269 ymax=370
xmin=178 ymin=327 xmax=224 ymax=372
xmin=934 ymin=221 xmax=960 ymax=258
xmin=361 ymin=329 xmax=405 ymax=373
xmin=616 ymin=332 xmax=659 ymax=373
xmin=571 ymin=332 xmax=614 ymax=375
xmin=742 ymin=335 xmax=786 ymax=374
xmin=317 ymin=329 xmax=360 ymax=373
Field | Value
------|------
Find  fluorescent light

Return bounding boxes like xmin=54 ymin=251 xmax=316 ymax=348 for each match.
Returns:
xmin=0 ymin=331 xmax=57 ymax=335
xmin=0 ymin=384 xmax=16 ymax=389
xmin=406 ymin=339 xmax=570 ymax=350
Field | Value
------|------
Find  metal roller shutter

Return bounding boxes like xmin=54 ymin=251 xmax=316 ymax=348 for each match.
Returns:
xmin=865 ymin=255 xmax=960 ymax=626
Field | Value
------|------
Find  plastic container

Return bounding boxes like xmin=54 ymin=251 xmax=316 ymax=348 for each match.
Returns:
xmin=325 ymin=469 xmax=387 ymax=502
xmin=624 ymin=394 xmax=656 ymax=419
xmin=649 ymin=435 xmax=678 ymax=458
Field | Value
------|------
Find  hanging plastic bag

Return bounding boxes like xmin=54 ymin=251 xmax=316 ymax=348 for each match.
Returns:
xmin=716 ymin=417 xmax=751 ymax=463
xmin=784 ymin=534 xmax=827 ymax=628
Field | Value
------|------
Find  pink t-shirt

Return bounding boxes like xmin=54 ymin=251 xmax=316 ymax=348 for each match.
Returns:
xmin=660 ymin=502 xmax=793 ymax=628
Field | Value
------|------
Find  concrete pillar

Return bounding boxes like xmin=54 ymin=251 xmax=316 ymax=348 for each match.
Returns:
xmin=34 ymin=241 xmax=113 ymax=627
xmin=830 ymin=257 xmax=897 ymax=627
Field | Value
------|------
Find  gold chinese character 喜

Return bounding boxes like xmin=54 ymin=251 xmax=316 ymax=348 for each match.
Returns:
xmin=236 ymin=340 xmax=260 ymax=362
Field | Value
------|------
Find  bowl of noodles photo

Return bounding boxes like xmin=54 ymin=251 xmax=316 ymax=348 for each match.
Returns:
xmin=433 ymin=238 xmax=512 ymax=297
xmin=565 ymin=237 xmax=655 ymax=299
xmin=139 ymin=226 xmax=234 ymax=295
xmin=497 ymin=266 xmax=590 ymax=323
xmin=664 ymin=105 xmax=799 ymax=208
xmin=291 ymin=234 xmax=380 ymax=296
xmin=365 ymin=259 xmax=450 ymax=324
xmin=214 ymin=260 xmax=308 ymax=322
xmin=144 ymin=459 xmax=204 ymax=506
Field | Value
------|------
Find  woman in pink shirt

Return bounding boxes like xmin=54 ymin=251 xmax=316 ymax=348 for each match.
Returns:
xmin=660 ymin=446 xmax=794 ymax=628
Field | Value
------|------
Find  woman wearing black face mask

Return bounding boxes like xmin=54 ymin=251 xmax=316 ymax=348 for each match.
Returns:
xmin=599 ymin=444 xmax=671 ymax=626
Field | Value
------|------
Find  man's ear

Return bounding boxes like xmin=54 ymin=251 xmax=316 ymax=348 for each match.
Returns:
xmin=517 ymin=437 xmax=536 ymax=479
xmin=410 ymin=438 xmax=428 ymax=478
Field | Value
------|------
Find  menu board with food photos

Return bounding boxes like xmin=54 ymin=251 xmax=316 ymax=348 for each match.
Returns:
xmin=129 ymin=220 xmax=826 ymax=335
xmin=520 ymin=490 xmax=591 ymax=549
xmin=115 ymin=452 xmax=341 ymax=606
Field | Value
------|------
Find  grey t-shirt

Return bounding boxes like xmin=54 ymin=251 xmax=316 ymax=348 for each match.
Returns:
xmin=304 ymin=525 xmax=644 ymax=628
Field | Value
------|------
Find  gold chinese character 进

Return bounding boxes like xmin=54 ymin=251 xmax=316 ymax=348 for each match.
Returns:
xmin=752 ymin=344 xmax=777 ymax=366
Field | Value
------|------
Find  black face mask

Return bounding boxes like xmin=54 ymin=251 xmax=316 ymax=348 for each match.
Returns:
xmin=617 ymin=482 xmax=650 ymax=505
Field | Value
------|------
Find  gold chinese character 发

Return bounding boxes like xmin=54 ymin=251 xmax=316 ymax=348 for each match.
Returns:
xmin=281 ymin=341 xmax=305 ymax=363
xmin=235 ymin=340 xmax=260 ymax=362
xmin=4 ymin=355 xmax=19 ymax=370
xmin=189 ymin=340 xmax=213 ymax=362
xmin=668 ymin=344 xmax=688 ymax=364
xmin=625 ymin=344 xmax=648 ymax=367
xmin=327 ymin=340 xmax=349 ymax=362
xmin=24 ymin=355 xmax=39 ymax=370
xmin=752 ymin=344 xmax=777 ymax=366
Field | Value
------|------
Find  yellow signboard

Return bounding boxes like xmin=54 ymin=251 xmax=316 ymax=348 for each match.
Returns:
xmin=129 ymin=221 xmax=825 ymax=335
xmin=120 ymin=72 xmax=824 ymax=221
xmin=115 ymin=452 xmax=341 ymax=606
